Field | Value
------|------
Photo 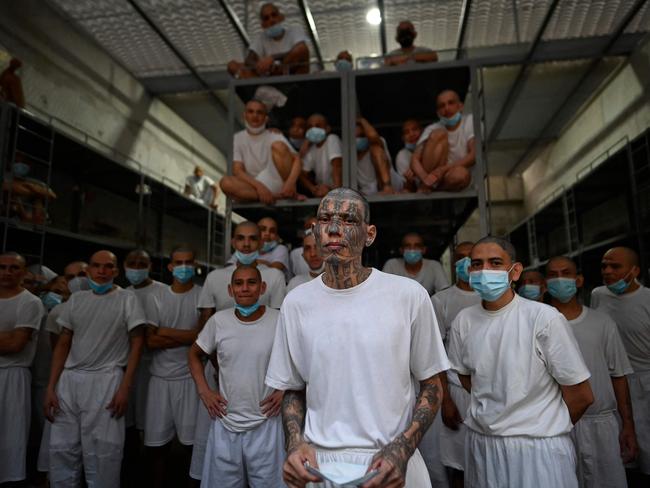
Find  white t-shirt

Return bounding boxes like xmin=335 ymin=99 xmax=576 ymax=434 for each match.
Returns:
xmin=127 ymin=281 xmax=167 ymax=320
xmin=303 ymin=134 xmax=342 ymax=187
xmin=568 ymin=306 xmax=633 ymax=415
xmin=0 ymin=289 xmax=44 ymax=368
xmin=233 ymin=129 xmax=293 ymax=177
xmin=448 ymin=294 xmax=590 ymax=437
xmin=266 ymin=269 xmax=450 ymax=449
xmin=382 ymin=258 xmax=449 ymax=295
xmin=185 ymin=174 xmax=215 ymax=204
xmin=289 ymin=247 xmax=309 ymax=277
xmin=58 ymin=288 xmax=146 ymax=372
xmin=259 ymin=244 xmax=291 ymax=280
xmin=45 ymin=301 xmax=67 ymax=335
xmin=418 ymin=114 xmax=474 ymax=165
xmin=287 ymin=273 xmax=317 ymax=293
xmin=249 ymin=25 xmax=308 ymax=59
xmin=591 ymin=285 xmax=650 ymax=373
xmin=196 ymin=307 xmax=279 ymax=433
xmin=395 ymin=148 xmax=412 ymax=177
xmin=431 ymin=285 xmax=481 ymax=387
xmin=145 ymin=284 xmax=202 ymax=380
xmin=198 ymin=264 xmax=286 ymax=312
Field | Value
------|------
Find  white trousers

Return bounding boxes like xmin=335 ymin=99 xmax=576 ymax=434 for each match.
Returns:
xmin=629 ymin=371 xmax=650 ymax=474
xmin=190 ymin=362 xmax=218 ymax=480
xmin=49 ymin=369 xmax=125 ymax=488
xmin=465 ymin=430 xmax=578 ymax=488
xmin=0 ymin=367 xmax=31 ymax=483
xmin=439 ymin=381 xmax=470 ymax=471
xmin=201 ymin=416 xmax=284 ymax=488
xmin=144 ymin=375 xmax=199 ymax=446
xmin=571 ymin=412 xmax=627 ymax=488
xmin=308 ymin=447 xmax=431 ymax=488
xmin=419 ymin=411 xmax=449 ymax=486
xmin=38 ymin=420 xmax=52 ymax=472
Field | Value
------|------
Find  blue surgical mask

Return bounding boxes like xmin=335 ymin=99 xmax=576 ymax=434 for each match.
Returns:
xmin=289 ymin=137 xmax=304 ymax=150
xmin=12 ymin=162 xmax=30 ymax=177
xmin=235 ymin=302 xmax=261 ymax=317
xmin=405 ymin=142 xmax=416 ymax=151
xmin=403 ymin=250 xmax=423 ymax=264
xmin=234 ymin=250 xmax=259 ymax=265
xmin=42 ymin=292 xmax=63 ymax=310
xmin=455 ymin=257 xmax=471 ymax=283
xmin=439 ymin=111 xmax=462 ymax=128
xmin=172 ymin=265 xmax=195 ymax=284
xmin=335 ymin=59 xmax=353 ymax=71
xmin=356 ymin=137 xmax=369 ymax=152
xmin=469 ymin=268 xmax=513 ymax=302
xmin=547 ymin=277 xmax=577 ymax=303
xmin=519 ymin=284 xmax=542 ymax=300
xmin=125 ymin=268 xmax=149 ymax=286
xmin=68 ymin=276 xmax=90 ymax=294
xmin=88 ymin=278 xmax=113 ymax=295
xmin=265 ymin=22 xmax=285 ymax=39
xmin=306 ymin=127 xmax=327 ymax=144
xmin=606 ymin=271 xmax=632 ymax=295
xmin=261 ymin=240 xmax=278 ymax=253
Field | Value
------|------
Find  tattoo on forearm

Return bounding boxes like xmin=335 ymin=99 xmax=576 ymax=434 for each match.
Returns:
xmin=282 ymin=389 xmax=306 ymax=453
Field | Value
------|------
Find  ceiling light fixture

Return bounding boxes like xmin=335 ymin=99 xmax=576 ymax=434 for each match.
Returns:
xmin=366 ymin=7 xmax=381 ymax=25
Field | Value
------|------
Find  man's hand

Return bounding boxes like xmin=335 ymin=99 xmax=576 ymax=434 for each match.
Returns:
xmin=256 ymin=56 xmax=274 ymax=75
xmin=256 ymin=183 xmax=275 ymax=205
xmin=279 ymin=181 xmax=298 ymax=199
xmin=199 ymin=389 xmax=228 ymax=419
xmin=620 ymin=425 xmax=639 ymax=463
xmin=423 ymin=166 xmax=448 ymax=188
xmin=106 ymin=384 xmax=129 ymax=418
xmin=44 ymin=387 xmax=60 ymax=422
xmin=379 ymin=184 xmax=395 ymax=195
xmin=260 ymin=390 xmax=284 ymax=417
xmin=283 ymin=442 xmax=321 ymax=488
xmin=313 ymin=184 xmax=330 ymax=198
xmin=362 ymin=438 xmax=408 ymax=488
xmin=441 ymin=397 xmax=463 ymax=430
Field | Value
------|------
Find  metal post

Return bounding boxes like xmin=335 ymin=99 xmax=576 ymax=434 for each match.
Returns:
xmin=341 ymin=71 xmax=353 ymax=188
xmin=223 ymin=82 xmax=236 ymax=262
xmin=470 ymin=64 xmax=489 ymax=236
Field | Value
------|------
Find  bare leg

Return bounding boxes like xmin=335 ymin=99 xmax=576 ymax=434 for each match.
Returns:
xmin=147 ymin=444 xmax=171 ymax=488
xmin=368 ymin=145 xmax=393 ymax=193
xmin=421 ymin=129 xmax=449 ymax=173
xmin=219 ymin=175 xmax=259 ymax=202
xmin=271 ymin=142 xmax=293 ymax=180
xmin=439 ymin=166 xmax=471 ymax=191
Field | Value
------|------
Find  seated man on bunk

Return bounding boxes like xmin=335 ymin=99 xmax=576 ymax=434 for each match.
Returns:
xmin=384 ymin=21 xmax=438 ymax=66
xmin=2 ymin=159 xmax=57 ymax=224
xmin=219 ymin=99 xmax=303 ymax=205
xmin=298 ymin=113 xmax=343 ymax=198
xmin=411 ymin=89 xmax=475 ymax=192
xmin=184 ymin=165 xmax=219 ymax=209
xmin=356 ymin=117 xmax=402 ymax=195
xmin=396 ymin=118 xmax=423 ymax=192
xmin=227 ymin=3 xmax=310 ymax=78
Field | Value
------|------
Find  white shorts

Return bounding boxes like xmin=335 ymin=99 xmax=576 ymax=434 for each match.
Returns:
xmin=418 ymin=411 xmax=449 ymax=486
xmin=126 ymin=352 xmax=151 ymax=430
xmin=629 ymin=370 xmax=650 ymax=474
xmin=308 ymin=446 xmax=431 ymax=488
xmin=201 ymin=416 xmax=284 ymax=487
xmin=571 ymin=412 xmax=627 ymax=488
xmin=0 ymin=367 xmax=31 ymax=483
xmin=49 ymin=368 xmax=125 ymax=488
xmin=439 ymin=381 xmax=470 ymax=470
xmin=465 ymin=430 xmax=578 ymax=488
xmin=255 ymin=162 xmax=284 ymax=194
xmin=190 ymin=362 xmax=218 ymax=480
xmin=144 ymin=375 xmax=199 ymax=446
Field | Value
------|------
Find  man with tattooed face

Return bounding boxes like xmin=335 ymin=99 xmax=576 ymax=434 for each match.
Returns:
xmin=266 ymin=188 xmax=449 ymax=487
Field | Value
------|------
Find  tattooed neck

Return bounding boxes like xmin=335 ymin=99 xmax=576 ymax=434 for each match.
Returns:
xmin=322 ymin=257 xmax=372 ymax=290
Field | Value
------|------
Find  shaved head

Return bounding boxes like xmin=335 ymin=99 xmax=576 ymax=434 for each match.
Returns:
xmin=401 ymin=232 xmax=424 ymax=247
xmin=126 ymin=249 xmax=150 ymax=261
xmin=0 ymin=252 xmax=26 ymax=267
xmin=520 ymin=270 xmax=545 ymax=283
xmin=437 ymin=89 xmax=461 ymax=104
xmin=604 ymin=247 xmax=639 ymax=267
xmin=90 ymin=250 xmax=117 ymax=266
xmin=546 ymin=256 xmax=577 ymax=275
xmin=246 ymin=98 xmax=267 ymax=114
xmin=474 ymin=236 xmax=516 ymax=262
xmin=235 ymin=220 xmax=259 ymax=235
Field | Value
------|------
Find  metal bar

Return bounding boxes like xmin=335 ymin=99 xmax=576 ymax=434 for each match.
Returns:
xmin=471 ymin=65 xmax=489 ymax=236
xmin=342 ymin=71 xmax=352 ymax=188
xmin=455 ymin=0 xmax=472 ymax=60
xmin=298 ymin=0 xmax=324 ymax=69
xmin=377 ymin=0 xmax=387 ymax=56
xmin=217 ymin=0 xmax=250 ymax=47
xmin=508 ymin=0 xmax=648 ymax=176
xmin=487 ymin=0 xmax=561 ymax=142
xmin=126 ymin=0 xmax=228 ymax=115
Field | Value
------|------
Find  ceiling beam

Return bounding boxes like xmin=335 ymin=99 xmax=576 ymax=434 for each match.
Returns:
xmin=487 ymin=0 xmax=561 ymax=142
xmin=378 ymin=0 xmax=387 ymax=56
xmin=507 ymin=0 xmax=648 ymax=176
xmin=455 ymin=0 xmax=472 ymax=60
xmin=217 ymin=0 xmax=250 ymax=47
xmin=298 ymin=0 xmax=324 ymax=69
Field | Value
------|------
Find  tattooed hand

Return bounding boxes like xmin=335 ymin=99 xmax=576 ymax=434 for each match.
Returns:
xmin=362 ymin=435 xmax=409 ymax=487
xmin=283 ymin=442 xmax=321 ymax=488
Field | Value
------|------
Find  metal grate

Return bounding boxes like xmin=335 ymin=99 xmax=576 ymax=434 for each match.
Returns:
xmin=543 ymin=0 xmax=638 ymax=40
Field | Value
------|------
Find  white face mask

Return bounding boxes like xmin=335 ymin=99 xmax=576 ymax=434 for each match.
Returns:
xmin=245 ymin=121 xmax=266 ymax=135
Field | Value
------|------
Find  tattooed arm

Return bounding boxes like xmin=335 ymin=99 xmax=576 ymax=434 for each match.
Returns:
xmin=281 ymin=389 xmax=321 ymax=488
xmin=363 ymin=375 xmax=442 ymax=488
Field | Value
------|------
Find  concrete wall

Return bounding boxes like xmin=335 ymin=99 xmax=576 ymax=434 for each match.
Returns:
xmin=0 ymin=0 xmax=228 ymax=210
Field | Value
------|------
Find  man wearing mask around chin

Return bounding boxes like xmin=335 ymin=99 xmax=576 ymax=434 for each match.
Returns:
xmin=257 ymin=216 xmax=291 ymax=277
xmin=299 ymin=113 xmax=343 ymax=198
xmin=411 ymin=89 xmax=475 ymax=192
xmin=227 ymin=2 xmax=309 ymax=78
xmin=383 ymin=232 xmax=449 ymax=295
xmin=517 ymin=269 xmax=547 ymax=302
xmin=44 ymin=250 xmax=146 ymax=488
xmin=385 ymin=21 xmax=438 ymax=66
xmin=266 ymin=188 xmax=449 ymax=488
xmin=143 ymin=247 xmax=202 ymax=487
xmin=591 ymin=246 xmax=650 ymax=480
xmin=220 ymin=99 xmax=303 ymax=205
xmin=190 ymin=221 xmax=286 ymax=482
xmin=189 ymin=265 xmax=284 ymax=486
xmin=448 ymin=237 xmax=594 ymax=488
xmin=287 ymin=231 xmax=325 ymax=293
xmin=547 ymin=256 xmax=637 ymax=488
